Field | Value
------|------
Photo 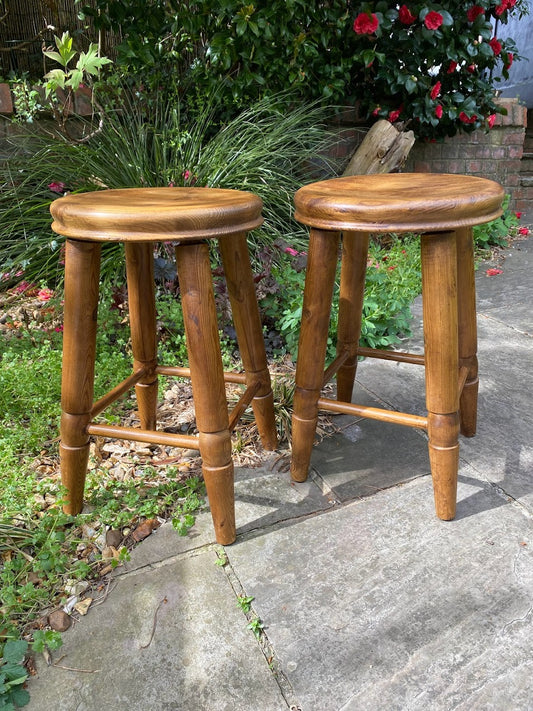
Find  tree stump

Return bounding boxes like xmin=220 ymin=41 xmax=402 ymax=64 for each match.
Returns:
xmin=343 ymin=119 xmax=415 ymax=176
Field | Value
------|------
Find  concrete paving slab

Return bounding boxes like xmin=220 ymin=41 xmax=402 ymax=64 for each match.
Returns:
xmin=27 ymin=548 xmax=289 ymax=711
xmin=228 ymin=473 xmax=533 ymax=711
xmin=122 ymin=460 xmax=332 ymax=574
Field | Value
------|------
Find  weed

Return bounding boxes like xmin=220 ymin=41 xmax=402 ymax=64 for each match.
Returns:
xmin=0 ymin=639 xmax=30 ymax=709
xmin=473 ymin=195 xmax=518 ymax=251
xmin=247 ymin=616 xmax=265 ymax=639
xmin=236 ymin=595 xmax=254 ymax=614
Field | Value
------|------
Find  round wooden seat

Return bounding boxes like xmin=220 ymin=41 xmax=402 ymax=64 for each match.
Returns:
xmin=294 ymin=173 xmax=504 ymax=232
xmin=291 ymin=173 xmax=504 ymax=521
xmin=50 ymin=187 xmax=264 ymax=241
xmin=50 ymin=187 xmax=277 ymax=546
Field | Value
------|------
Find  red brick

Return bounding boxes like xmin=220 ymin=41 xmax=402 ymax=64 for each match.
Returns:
xmin=0 ymin=83 xmax=13 ymax=114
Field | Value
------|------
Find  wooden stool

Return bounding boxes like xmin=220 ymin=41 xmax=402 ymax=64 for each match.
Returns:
xmin=290 ymin=174 xmax=504 ymax=520
xmin=50 ymin=187 xmax=278 ymax=545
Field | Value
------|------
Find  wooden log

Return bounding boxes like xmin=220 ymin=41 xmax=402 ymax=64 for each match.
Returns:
xmin=343 ymin=119 xmax=415 ymax=176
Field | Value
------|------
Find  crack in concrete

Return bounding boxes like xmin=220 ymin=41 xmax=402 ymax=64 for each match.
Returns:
xmin=218 ymin=545 xmax=301 ymax=711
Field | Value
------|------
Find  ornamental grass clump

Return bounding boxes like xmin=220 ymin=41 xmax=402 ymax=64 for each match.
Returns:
xmin=351 ymin=0 xmax=525 ymax=139
xmin=0 ymin=88 xmax=337 ymax=285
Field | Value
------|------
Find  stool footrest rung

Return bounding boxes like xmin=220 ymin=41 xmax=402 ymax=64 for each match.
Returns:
xmin=317 ymin=396 xmax=428 ymax=430
xmin=228 ymin=381 xmax=262 ymax=432
xmin=322 ymin=350 xmax=351 ymax=387
xmin=458 ymin=365 xmax=469 ymax=396
xmin=156 ymin=365 xmax=247 ymax=384
xmin=91 ymin=368 xmax=148 ymax=418
xmin=86 ymin=422 xmax=200 ymax=449
xmin=356 ymin=347 xmax=425 ymax=365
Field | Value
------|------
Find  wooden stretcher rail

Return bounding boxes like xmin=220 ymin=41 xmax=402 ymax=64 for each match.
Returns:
xmin=86 ymin=422 xmax=200 ymax=449
xmin=317 ymin=396 xmax=428 ymax=429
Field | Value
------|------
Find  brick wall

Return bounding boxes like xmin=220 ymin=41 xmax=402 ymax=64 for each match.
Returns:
xmin=328 ymin=98 xmax=528 ymax=213
xmin=405 ymin=98 xmax=527 ymax=210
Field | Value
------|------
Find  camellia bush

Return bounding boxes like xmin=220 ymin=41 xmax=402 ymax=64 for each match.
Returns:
xmin=77 ymin=0 xmax=525 ymax=137
xmin=351 ymin=0 xmax=525 ymax=139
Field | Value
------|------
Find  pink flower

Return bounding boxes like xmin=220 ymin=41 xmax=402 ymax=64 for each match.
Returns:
xmin=424 ymin=11 xmax=443 ymax=30
xmin=55 ymin=325 xmax=64 ymax=332
xmin=37 ymin=288 xmax=54 ymax=302
xmin=447 ymin=61 xmax=458 ymax=73
xmin=12 ymin=281 xmax=33 ymax=294
xmin=505 ymin=52 xmax=514 ymax=70
xmin=372 ymin=106 xmax=381 ymax=116
xmin=486 ymin=268 xmax=503 ymax=276
xmin=353 ymin=12 xmax=379 ymax=34
xmin=435 ymin=105 xmax=443 ymax=119
xmin=466 ymin=5 xmax=485 ymax=21
xmin=430 ymin=81 xmax=441 ymax=100
xmin=284 ymin=247 xmax=299 ymax=257
xmin=398 ymin=5 xmax=416 ymax=24
xmin=515 ymin=211 xmax=522 ymax=218
xmin=487 ymin=114 xmax=496 ymax=128
xmin=182 ymin=170 xmax=191 ymax=181
xmin=489 ymin=37 xmax=502 ymax=56
xmin=466 ymin=64 xmax=476 ymax=73
xmin=518 ymin=227 xmax=530 ymax=235
xmin=459 ymin=112 xmax=477 ymax=124
xmin=48 ymin=181 xmax=66 ymax=194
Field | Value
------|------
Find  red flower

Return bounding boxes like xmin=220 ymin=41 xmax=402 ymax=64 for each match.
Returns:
xmin=495 ymin=0 xmax=516 ymax=15
xmin=515 ymin=211 xmax=522 ymax=218
xmin=487 ymin=114 xmax=496 ymax=128
xmin=466 ymin=64 xmax=476 ymax=73
xmin=430 ymin=81 xmax=441 ymax=100
xmin=398 ymin=5 xmax=417 ymax=24
xmin=489 ymin=37 xmax=502 ymax=56
xmin=486 ymin=268 xmax=503 ymax=276
xmin=459 ymin=112 xmax=477 ymax=124
xmin=466 ymin=5 xmax=485 ymax=21
xmin=372 ymin=106 xmax=381 ymax=116
xmin=435 ymin=105 xmax=443 ymax=119
xmin=505 ymin=52 xmax=514 ymax=70
xmin=447 ymin=61 xmax=458 ymax=73
xmin=388 ymin=106 xmax=403 ymax=123
xmin=424 ymin=11 xmax=443 ymax=30
xmin=353 ymin=12 xmax=379 ymax=34
xmin=519 ymin=227 xmax=530 ymax=235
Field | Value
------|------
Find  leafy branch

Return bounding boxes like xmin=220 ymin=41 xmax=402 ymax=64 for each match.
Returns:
xmin=43 ymin=31 xmax=112 ymax=142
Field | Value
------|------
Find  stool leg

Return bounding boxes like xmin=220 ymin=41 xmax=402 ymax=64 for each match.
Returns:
xmin=175 ymin=242 xmax=235 ymax=545
xmin=219 ymin=232 xmax=277 ymax=450
xmin=60 ymin=239 xmax=101 ymax=515
xmin=125 ymin=242 xmax=158 ymax=430
xmin=336 ymin=231 xmax=369 ymax=402
xmin=421 ymin=231 xmax=460 ymax=520
xmin=456 ymin=227 xmax=478 ymax=437
xmin=291 ymin=229 xmax=340 ymax=482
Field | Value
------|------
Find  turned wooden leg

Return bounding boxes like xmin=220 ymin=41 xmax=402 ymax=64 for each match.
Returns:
xmin=456 ymin=227 xmax=478 ymax=437
xmin=291 ymin=229 xmax=340 ymax=482
xmin=175 ymin=242 xmax=235 ymax=545
xmin=336 ymin=231 xmax=369 ymax=402
xmin=219 ymin=232 xmax=277 ymax=451
xmin=421 ymin=231 xmax=460 ymax=520
xmin=60 ymin=239 xmax=101 ymax=515
xmin=125 ymin=242 xmax=158 ymax=430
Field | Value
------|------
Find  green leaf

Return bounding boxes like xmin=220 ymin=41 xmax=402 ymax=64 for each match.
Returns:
xmin=2 ymin=640 xmax=28 ymax=664
xmin=42 ymin=50 xmax=64 ymax=65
